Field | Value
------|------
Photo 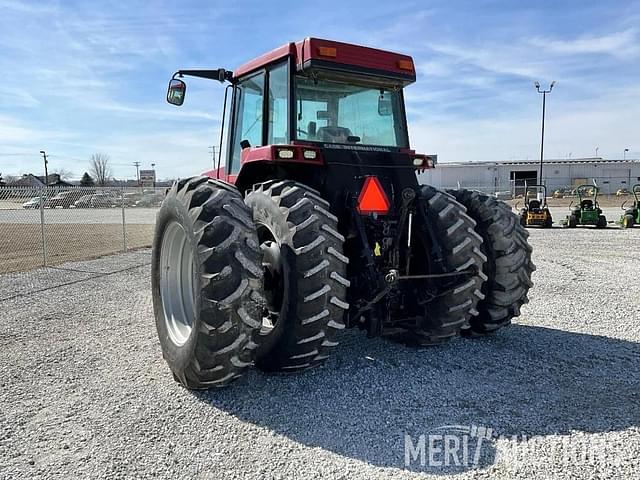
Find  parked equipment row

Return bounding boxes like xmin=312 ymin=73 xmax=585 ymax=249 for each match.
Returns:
xmin=518 ymin=183 xmax=640 ymax=229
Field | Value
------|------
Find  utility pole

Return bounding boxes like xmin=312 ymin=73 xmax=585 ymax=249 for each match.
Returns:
xmin=133 ymin=161 xmax=141 ymax=187
xmin=208 ymin=146 xmax=217 ymax=169
xmin=151 ymin=163 xmax=156 ymax=187
xmin=534 ymin=81 xmax=555 ymax=190
xmin=624 ymin=148 xmax=629 ymax=161
xmin=39 ymin=150 xmax=49 ymax=185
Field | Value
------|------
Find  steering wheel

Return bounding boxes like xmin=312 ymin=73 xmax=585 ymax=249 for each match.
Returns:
xmin=296 ymin=127 xmax=308 ymax=136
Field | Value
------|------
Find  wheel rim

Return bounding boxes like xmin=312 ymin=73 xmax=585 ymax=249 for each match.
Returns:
xmin=257 ymin=224 xmax=284 ymax=335
xmin=159 ymin=221 xmax=196 ymax=346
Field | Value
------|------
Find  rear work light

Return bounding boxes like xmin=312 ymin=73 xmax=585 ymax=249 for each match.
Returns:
xmin=318 ymin=46 xmax=337 ymax=57
xmin=357 ymin=176 xmax=390 ymax=215
xmin=303 ymin=150 xmax=317 ymax=160
xmin=277 ymin=149 xmax=295 ymax=159
xmin=397 ymin=59 xmax=414 ymax=71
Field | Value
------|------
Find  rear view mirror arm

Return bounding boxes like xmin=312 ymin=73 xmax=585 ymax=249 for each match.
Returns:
xmin=174 ymin=69 xmax=234 ymax=83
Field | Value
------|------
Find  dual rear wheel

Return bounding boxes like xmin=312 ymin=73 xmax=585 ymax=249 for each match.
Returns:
xmin=152 ymin=179 xmax=534 ymax=388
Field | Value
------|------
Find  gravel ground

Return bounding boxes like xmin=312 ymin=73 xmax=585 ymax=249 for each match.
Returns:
xmin=1 ymin=228 xmax=639 ymax=479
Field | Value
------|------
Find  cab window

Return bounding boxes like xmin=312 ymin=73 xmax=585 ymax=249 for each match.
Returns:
xmin=267 ymin=62 xmax=289 ymax=144
xmin=229 ymin=72 xmax=265 ymax=174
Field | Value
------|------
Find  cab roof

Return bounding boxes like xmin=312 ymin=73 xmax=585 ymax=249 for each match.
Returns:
xmin=233 ymin=38 xmax=416 ymax=85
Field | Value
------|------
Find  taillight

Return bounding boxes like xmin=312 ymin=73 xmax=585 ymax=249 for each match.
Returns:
xmin=357 ymin=176 xmax=390 ymax=215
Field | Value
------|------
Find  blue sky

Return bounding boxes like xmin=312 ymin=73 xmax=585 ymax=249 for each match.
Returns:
xmin=0 ymin=0 xmax=638 ymax=181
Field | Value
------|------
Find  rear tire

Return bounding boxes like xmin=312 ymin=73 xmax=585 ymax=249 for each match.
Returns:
xmin=448 ymin=189 xmax=535 ymax=335
xmin=568 ymin=215 xmax=578 ymax=228
xmin=408 ymin=187 xmax=487 ymax=343
xmin=244 ymin=180 xmax=349 ymax=372
xmin=152 ymin=177 xmax=264 ymax=389
xmin=596 ymin=215 xmax=607 ymax=228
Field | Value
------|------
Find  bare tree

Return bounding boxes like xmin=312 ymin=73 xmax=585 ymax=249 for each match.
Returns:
xmin=90 ymin=153 xmax=112 ymax=186
xmin=53 ymin=168 xmax=73 ymax=180
xmin=3 ymin=174 xmax=18 ymax=184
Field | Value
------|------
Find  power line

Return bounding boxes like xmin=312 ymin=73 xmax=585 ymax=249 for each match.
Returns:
xmin=208 ymin=146 xmax=217 ymax=169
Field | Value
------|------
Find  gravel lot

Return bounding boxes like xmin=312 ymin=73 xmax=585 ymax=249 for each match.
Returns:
xmin=1 ymin=227 xmax=639 ymax=479
xmin=0 ymin=208 xmax=157 ymax=274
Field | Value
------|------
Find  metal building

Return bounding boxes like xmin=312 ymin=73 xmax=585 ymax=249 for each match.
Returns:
xmin=418 ymin=158 xmax=640 ymax=196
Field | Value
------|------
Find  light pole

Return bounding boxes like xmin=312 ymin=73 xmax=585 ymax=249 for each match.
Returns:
xmin=595 ymin=147 xmax=599 ymax=158
xmin=534 ymin=81 xmax=555 ymax=187
xmin=133 ymin=161 xmax=141 ymax=187
xmin=151 ymin=163 xmax=156 ymax=187
xmin=624 ymin=148 xmax=629 ymax=161
xmin=39 ymin=150 xmax=49 ymax=185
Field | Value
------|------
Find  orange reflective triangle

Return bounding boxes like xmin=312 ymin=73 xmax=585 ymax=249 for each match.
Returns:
xmin=357 ymin=176 xmax=390 ymax=215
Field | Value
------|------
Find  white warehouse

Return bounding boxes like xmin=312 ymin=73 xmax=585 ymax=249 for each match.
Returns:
xmin=418 ymin=158 xmax=640 ymax=195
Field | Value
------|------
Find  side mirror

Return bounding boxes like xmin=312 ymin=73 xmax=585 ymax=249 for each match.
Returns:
xmin=167 ymin=79 xmax=186 ymax=106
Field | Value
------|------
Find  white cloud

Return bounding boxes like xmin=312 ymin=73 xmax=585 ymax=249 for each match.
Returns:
xmin=529 ymin=29 xmax=640 ymax=58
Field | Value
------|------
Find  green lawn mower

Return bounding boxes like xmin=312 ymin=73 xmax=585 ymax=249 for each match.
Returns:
xmin=518 ymin=184 xmax=553 ymax=228
xmin=620 ymin=184 xmax=640 ymax=228
xmin=565 ymin=184 xmax=607 ymax=228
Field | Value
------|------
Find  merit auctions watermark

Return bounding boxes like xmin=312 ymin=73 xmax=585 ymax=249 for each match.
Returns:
xmin=405 ymin=424 xmax=624 ymax=471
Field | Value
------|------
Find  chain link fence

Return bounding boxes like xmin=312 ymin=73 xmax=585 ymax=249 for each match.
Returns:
xmin=0 ymin=185 xmax=165 ymax=276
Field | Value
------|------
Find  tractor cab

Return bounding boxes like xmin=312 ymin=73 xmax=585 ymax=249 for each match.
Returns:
xmin=566 ymin=184 xmax=607 ymax=228
xmin=518 ymin=184 xmax=552 ymax=228
xmin=620 ymin=183 xmax=640 ymax=228
xmin=166 ymin=38 xmax=434 ymax=205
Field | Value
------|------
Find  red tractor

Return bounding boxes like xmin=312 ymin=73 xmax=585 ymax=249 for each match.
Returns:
xmin=153 ymin=38 xmax=535 ymax=388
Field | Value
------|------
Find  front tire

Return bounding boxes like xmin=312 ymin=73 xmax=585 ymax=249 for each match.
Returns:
xmin=244 ymin=180 xmax=349 ymax=372
xmin=622 ymin=214 xmax=635 ymax=229
xmin=449 ymin=189 xmax=535 ymax=334
xmin=152 ymin=177 xmax=264 ymax=389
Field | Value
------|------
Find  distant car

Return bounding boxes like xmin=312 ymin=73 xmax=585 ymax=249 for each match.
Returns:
xmin=73 ymin=194 xmax=94 ymax=208
xmin=122 ymin=192 xmax=143 ymax=207
xmin=47 ymin=190 xmax=83 ymax=208
xmin=22 ymin=196 xmax=47 ymax=209
xmin=493 ymin=191 xmax=512 ymax=200
xmin=90 ymin=192 xmax=119 ymax=208
xmin=135 ymin=192 xmax=164 ymax=207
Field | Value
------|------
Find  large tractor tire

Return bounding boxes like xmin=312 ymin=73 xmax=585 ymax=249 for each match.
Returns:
xmin=407 ymin=187 xmax=487 ymax=344
xmin=244 ymin=180 xmax=349 ymax=372
xmin=448 ymin=189 xmax=535 ymax=335
xmin=152 ymin=177 xmax=264 ymax=389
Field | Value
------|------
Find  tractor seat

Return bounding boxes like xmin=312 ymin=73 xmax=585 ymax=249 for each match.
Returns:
xmin=317 ymin=126 xmax=352 ymax=143
xmin=528 ymin=200 xmax=541 ymax=211
xmin=581 ymin=200 xmax=593 ymax=209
